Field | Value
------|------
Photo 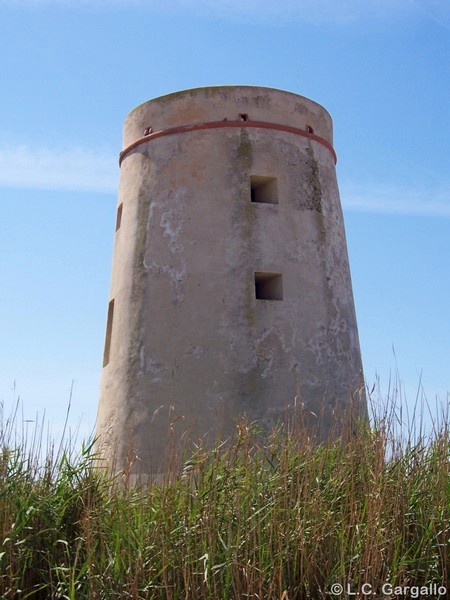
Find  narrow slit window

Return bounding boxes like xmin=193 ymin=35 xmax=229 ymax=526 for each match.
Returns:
xmin=250 ymin=176 xmax=278 ymax=204
xmin=103 ymin=299 xmax=115 ymax=367
xmin=306 ymin=125 xmax=314 ymax=134
xmin=239 ymin=113 xmax=249 ymax=122
xmin=255 ymin=272 xmax=283 ymax=301
xmin=115 ymin=203 xmax=123 ymax=231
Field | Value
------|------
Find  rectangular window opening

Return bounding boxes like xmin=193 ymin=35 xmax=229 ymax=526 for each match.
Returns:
xmin=255 ymin=272 xmax=283 ymax=301
xmin=115 ymin=203 xmax=123 ymax=231
xmin=103 ymin=299 xmax=115 ymax=367
xmin=250 ymin=176 xmax=278 ymax=204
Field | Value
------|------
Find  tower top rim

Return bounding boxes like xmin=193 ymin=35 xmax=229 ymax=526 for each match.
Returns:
xmin=126 ymin=85 xmax=332 ymax=123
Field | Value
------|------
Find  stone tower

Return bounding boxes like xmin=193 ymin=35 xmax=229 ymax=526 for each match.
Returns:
xmin=96 ymin=86 xmax=367 ymax=477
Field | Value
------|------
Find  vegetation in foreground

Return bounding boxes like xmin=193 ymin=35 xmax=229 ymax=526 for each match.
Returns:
xmin=0 ymin=397 xmax=448 ymax=599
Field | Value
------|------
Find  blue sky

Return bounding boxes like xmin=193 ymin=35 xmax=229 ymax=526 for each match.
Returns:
xmin=0 ymin=0 xmax=448 ymax=442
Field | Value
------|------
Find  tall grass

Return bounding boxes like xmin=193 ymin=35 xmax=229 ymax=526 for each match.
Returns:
xmin=0 ymin=393 xmax=448 ymax=599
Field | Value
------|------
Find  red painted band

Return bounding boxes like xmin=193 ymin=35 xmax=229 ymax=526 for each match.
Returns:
xmin=119 ymin=120 xmax=337 ymax=166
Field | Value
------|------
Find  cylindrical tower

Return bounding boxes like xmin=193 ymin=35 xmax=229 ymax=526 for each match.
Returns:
xmin=96 ymin=86 xmax=367 ymax=477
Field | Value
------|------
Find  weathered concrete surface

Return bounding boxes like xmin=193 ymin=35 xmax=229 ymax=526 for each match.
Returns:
xmin=96 ymin=86 xmax=367 ymax=477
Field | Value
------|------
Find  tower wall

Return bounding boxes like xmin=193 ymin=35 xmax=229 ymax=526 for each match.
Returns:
xmin=96 ymin=86 xmax=366 ymax=476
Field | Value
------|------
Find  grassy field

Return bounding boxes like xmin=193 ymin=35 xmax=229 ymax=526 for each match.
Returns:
xmin=0 ymin=395 xmax=448 ymax=599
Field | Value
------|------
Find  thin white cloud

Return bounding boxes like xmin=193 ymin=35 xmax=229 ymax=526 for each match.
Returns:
xmin=341 ymin=182 xmax=450 ymax=218
xmin=177 ymin=0 xmax=413 ymax=24
xmin=410 ymin=0 xmax=450 ymax=30
xmin=2 ymin=0 xmax=448 ymax=27
xmin=0 ymin=144 xmax=118 ymax=193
